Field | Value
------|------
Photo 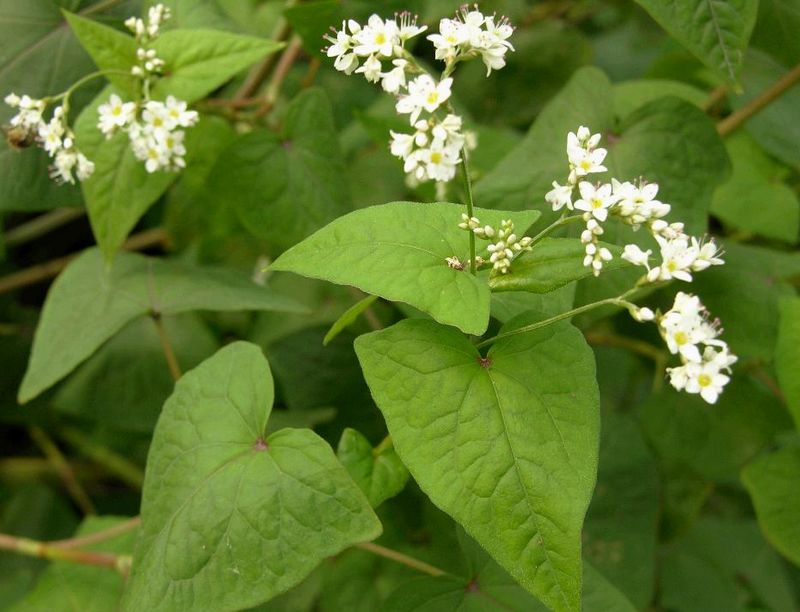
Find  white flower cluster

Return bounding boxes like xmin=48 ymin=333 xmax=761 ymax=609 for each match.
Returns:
xmin=546 ymin=126 xmax=725 ymax=280
xmin=429 ymin=6 xmax=515 ymax=75
xmin=325 ymin=7 xmax=512 ymax=184
xmin=324 ymin=13 xmax=426 ymax=82
xmin=125 ymin=4 xmax=169 ymax=85
xmin=97 ymin=94 xmax=198 ymax=172
xmin=458 ymin=214 xmax=532 ymax=273
xmin=96 ymin=5 xmax=198 ymax=173
xmin=4 ymin=94 xmax=94 ymax=184
xmin=656 ymin=292 xmax=736 ymax=403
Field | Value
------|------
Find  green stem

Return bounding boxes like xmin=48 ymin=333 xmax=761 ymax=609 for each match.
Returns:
xmin=475 ymin=296 xmax=637 ymax=349
xmin=58 ymin=427 xmax=145 ymax=490
xmin=48 ymin=70 xmax=133 ymax=113
xmin=355 ymin=541 xmax=446 ymax=577
xmin=528 ymin=213 xmax=583 ymax=246
xmin=80 ymin=0 xmax=127 ymax=16
xmin=0 ymin=532 xmax=129 ymax=573
xmin=459 ymin=151 xmax=477 ymax=274
xmin=29 ymin=427 xmax=96 ymax=516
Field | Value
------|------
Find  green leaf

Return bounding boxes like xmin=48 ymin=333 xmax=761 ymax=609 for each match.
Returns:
xmin=336 ymin=428 xmax=409 ymax=508
xmin=742 ymin=446 xmax=800 ymax=566
xmin=474 ymin=67 xmax=614 ymax=213
xmin=73 ymin=85 xmax=177 ymax=259
xmin=750 ymin=0 xmax=800 ymax=66
xmin=12 ymin=516 xmax=138 ymax=612
xmin=612 ymin=79 xmax=707 ymax=118
xmin=489 ymin=239 xmax=628 ymax=294
xmin=475 ymin=68 xmax=727 ymax=236
xmin=692 ymin=241 xmax=800 ymax=360
xmin=323 ymin=294 xmax=378 ymax=346
xmin=62 ymin=10 xmax=139 ymax=96
xmin=632 ymin=0 xmax=758 ymax=84
xmin=206 ymin=88 xmax=351 ymax=251
xmin=639 ymin=378 xmax=793 ymax=483
xmin=272 ymin=202 xmax=540 ymax=335
xmin=734 ymin=49 xmax=800 ymax=167
xmin=711 ymin=133 xmax=799 ymax=244
xmin=608 ymin=96 xmax=730 ymax=235
xmin=19 ymin=248 xmax=306 ymax=403
xmin=52 ymin=314 xmax=219 ymax=433
xmin=151 ymin=29 xmax=283 ymax=103
xmin=776 ymin=298 xmax=800 ymax=431
xmin=660 ymin=518 xmax=797 ymax=612
xmin=122 ymin=342 xmax=381 ymax=611
xmin=355 ymin=315 xmax=600 ymax=612
xmin=0 ymin=0 xmax=95 ymax=212
xmin=584 ymin=415 xmax=659 ymax=609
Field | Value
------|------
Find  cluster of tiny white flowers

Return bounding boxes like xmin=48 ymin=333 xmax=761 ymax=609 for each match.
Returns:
xmin=325 ymin=6 xmax=512 ymax=184
xmin=324 ymin=13 xmax=426 ymax=82
xmin=546 ymin=126 xmax=725 ymax=280
xmin=428 ymin=5 xmax=515 ymax=75
xmin=4 ymin=94 xmax=94 ymax=184
xmin=542 ymin=125 xmax=736 ymax=402
xmin=125 ymin=4 xmax=169 ymax=87
xmin=97 ymin=94 xmax=198 ymax=172
xmin=655 ymin=292 xmax=736 ymax=403
xmin=458 ymin=214 xmax=532 ymax=273
xmin=96 ymin=5 xmax=199 ymax=173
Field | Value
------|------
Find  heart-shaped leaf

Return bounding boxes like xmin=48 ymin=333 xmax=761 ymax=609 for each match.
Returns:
xmin=355 ymin=315 xmax=600 ymax=611
xmin=272 ymin=202 xmax=540 ymax=335
xmin=122 ymin=342 xmax=382 ymax=611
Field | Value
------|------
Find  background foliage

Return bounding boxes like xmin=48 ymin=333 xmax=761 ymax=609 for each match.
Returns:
xmin=0 ymin=0 xmax=799 ymax=610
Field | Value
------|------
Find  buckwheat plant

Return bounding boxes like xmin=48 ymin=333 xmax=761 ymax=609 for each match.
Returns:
xmin=3 ymin=4 xmax=198 ymax=182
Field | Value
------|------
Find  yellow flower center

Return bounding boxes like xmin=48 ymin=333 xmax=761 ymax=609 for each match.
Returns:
xmin=426 ymin=92 xmax=439 ymax=105
xmin=430 ymin=151 xmax=442 ymax=164
xmin=375 ymin=33 xmax=386 ymax=45
xmin=674 ymin=331 xmax=688 ymax=346
xmin=698 ymin=374 xmax=712 ymax=387
xmin=591 ymin=198 xmax=603 ymax=209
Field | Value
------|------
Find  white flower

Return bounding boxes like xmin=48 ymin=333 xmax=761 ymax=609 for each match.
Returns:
xmin=647 ymin=234 xmax=697 ymax=283
xmin=6 ymin=94 xmax=46 ymax=131
xmin=396 ymin=75 xmax=453 ymax=125
xmin=545 ymin=181 xmax=574 ymax=211
xmin=97 ymin=94 xmax=137 ymax=137
xmin=389 ymin=130 xmax=414 ymax=158
xmin=380 ymin=59 xmax=408 ymax=93
xmin=354 ymin=14 xmax=399 ymax=57
xmin=51 ymin=149 xmax=77 ymax=184
xmin=632 ymin=306 xmax=655 ymax=322
xmin=427 ymin=18 xmax=467 ymax=60
xmin=397 ymin=11 xmax=426 ymax=41
xmin=659 ymin=292 xmax=724 ymax=363
xmin=76 ymin=153 xmax=95 ymax=181
xmin=566 ymin=127 xmax=607 ymax=178
xmin=324 ymin=20 xmax=361 ymax=74
xmin=574 ymin=182 xmax=617 ymax=222
xmin=621 ymin=244 xmax=651 ymax=269
xmin=422 ymin=140 xmax=460 ymax=182
xmin=38 ymin=114 xmax=64 ymax=156
xmin=690 ymin=236 xmax=724 ymax=271
xmin=355 ymin=54 xmax=382 ymax=83
xmin=667 ymin=344 xmax=736 ymax=404
xmin=612 ymin=179 xmax=670 ymax=227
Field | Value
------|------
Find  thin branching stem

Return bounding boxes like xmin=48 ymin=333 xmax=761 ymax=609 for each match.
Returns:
xmin=355 ymin=541 xmax=447 ymax=577
xmin=459 ymin=151 xmax=478 ymax=274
